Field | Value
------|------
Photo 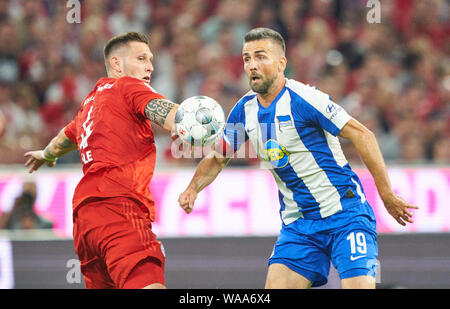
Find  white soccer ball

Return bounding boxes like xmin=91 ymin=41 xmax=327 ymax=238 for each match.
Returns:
xmin=175 ymin=96 xmax=226 ymax=146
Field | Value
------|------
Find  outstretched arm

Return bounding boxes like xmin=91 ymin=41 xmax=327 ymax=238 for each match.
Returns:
xmin=339 ymin=118 xmax=419 ymax=226
xmin=178 ymin=151 xmax=230 ymax=214
xmin=24 ymin=128 xmax=77 ymax=173
xmin=144 ymin=98 xmax=179 ymax=132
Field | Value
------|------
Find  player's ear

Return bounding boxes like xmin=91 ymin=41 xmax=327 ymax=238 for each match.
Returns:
xmin=278 ymin=55 xmax=287 ymax=73
xmin=109 ymin=55 xmax=122 ymax=74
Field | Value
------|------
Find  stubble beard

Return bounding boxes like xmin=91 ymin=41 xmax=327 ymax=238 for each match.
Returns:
xmin=249 ymin=75 xmax=276 ymax=95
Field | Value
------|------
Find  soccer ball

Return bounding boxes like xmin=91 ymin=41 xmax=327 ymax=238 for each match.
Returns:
xmin=175 ymin=96 xmax=226 ymax=146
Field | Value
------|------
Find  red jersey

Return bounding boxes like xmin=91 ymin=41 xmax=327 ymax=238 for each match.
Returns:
xmin=64 ymin=76 xmax=166 ymax=220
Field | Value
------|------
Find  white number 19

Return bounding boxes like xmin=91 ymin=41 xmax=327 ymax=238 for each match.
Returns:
xmin=347 ymin=232 xmax=367 ymax=254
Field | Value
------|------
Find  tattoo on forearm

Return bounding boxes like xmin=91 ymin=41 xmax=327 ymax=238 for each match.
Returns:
xmin=44 ymin=137 xmax=76 ymax=161
xmin=145 ymin=98 xmax=177 ymax=126
xmin=58 ymin=138 xmax=76 ymax=150
xmin=43 ymin=147 xmax=57 ymax=161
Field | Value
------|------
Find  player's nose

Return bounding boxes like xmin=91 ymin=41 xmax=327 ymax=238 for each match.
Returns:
xmin=145 ymin=60 xmax=154 ymax=73
xmin=247 ymin=59 xmax=257 ymax=70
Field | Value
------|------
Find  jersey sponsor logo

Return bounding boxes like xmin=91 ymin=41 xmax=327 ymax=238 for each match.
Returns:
xmin=263 ymin=139 xmax=290 ymax=168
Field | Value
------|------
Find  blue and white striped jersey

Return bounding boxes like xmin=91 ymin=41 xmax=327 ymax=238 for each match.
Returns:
xmin=224 ymin=78 xmax=367 ymax=224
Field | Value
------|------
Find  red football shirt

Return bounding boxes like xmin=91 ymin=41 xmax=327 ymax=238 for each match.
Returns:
xmin=64 ymin=76 xmax=166 ymax=220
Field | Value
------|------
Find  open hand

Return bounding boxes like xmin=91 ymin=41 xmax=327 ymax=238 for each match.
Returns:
xmin=24 ymin=150 xmax=56 ymax=174
xmin=382 ymin=193 xmax=419 ymax=226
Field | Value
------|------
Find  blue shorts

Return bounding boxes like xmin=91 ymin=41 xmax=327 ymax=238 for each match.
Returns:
xmin=268 ymin=202 xmax=378 ymax=287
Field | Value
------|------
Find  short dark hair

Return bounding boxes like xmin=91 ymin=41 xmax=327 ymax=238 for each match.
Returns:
xmin=244 ymin=28 xmax=286 ymax=54
xmin=103 ymin=31 xmax=150 ymax=60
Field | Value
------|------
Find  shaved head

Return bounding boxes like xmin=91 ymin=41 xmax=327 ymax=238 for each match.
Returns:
xmin=244 ymin=28 xmax=286 ymax=56
xmin=103 ymin=32 xmax=150 ymax=73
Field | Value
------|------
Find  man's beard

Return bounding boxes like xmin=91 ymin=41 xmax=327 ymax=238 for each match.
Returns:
xmin=249 ymin=75 xmax=276 ymax=95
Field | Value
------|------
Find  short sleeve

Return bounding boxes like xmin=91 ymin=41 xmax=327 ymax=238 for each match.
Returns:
xmin=292 ymin=87 xmax=352 ymax=136
xmin=222 ymin=103 xmax=248 ymax=152
xmin=119 ymin=77 xmax=167 ymax=118
xmin=64 ymin=117 xmax=78 ymax=144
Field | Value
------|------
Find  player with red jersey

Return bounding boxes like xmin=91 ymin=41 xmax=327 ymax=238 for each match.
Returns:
xmin=24 ymin=32 xmax=180 ymax=289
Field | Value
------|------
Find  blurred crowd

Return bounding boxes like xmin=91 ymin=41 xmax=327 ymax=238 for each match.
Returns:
xmin=0 ymin=181 xmax=53 ymax=230
xmin=0 ymin=0 xmax=448 ymax=167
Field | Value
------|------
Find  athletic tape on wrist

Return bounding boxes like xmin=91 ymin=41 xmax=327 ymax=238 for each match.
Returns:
xmin=43 ymin=149 xmax=57 ymax=162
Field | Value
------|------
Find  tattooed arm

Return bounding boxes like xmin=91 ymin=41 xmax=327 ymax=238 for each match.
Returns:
xmin=24 ymin=128 xmax=77 ymax=173
xmin=144 ymin=98 xmax=179 ymax=132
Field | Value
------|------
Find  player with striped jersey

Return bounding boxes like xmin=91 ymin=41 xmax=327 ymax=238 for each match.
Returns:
xmin=178 ymin=28 xmax=418 ymax=288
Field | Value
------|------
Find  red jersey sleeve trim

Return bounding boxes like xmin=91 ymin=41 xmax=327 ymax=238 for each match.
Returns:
xmin=64 ymin=119 xmax=77 ymax=144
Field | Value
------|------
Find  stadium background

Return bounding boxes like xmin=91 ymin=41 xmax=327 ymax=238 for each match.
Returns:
xmin=0 ymin=0 xmax=449 ymax=289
